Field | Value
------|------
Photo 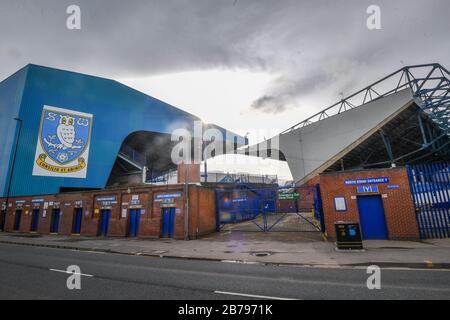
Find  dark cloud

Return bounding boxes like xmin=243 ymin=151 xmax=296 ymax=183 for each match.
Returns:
xmin=1 ymin=0 xmax=449 ymax=117
xmin=251 ymin=95 xmax=287 ymax=114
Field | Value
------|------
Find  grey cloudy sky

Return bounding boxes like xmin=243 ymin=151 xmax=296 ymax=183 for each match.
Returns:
xmin=1 ymin=0 xmax=450 ymax=121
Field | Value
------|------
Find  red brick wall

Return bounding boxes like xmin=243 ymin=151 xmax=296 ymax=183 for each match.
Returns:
xmin=320 ymin=167 xmax=419 ymax=240
xmin=188 ymin=187 xmax=216 ymax=238
xmin=299 ymin=175 xmax=320 ymax=187
xmin=177 ymin=163 xmax=201 ymax=183
xmin=1 ymin=184 xmax=216 ymax=240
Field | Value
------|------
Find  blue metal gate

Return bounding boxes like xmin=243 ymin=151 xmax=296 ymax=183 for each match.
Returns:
xmin=13 ymin=210 xmax=22 ymax=231
xmin=407 ymin=162 xmax=450 ymax=239
xmin=99 ymin=209 xmax=111 ymax=236
xmin=72 ymin=208 xmax=83 ymax=234
xmin=162 ymin=207 xmax=175 ymax=238
xmin=128 ymin=209 xmax=141 ymax=237
xmin=357 ymin=195 xmax=389 ymax=240
xmin=30 ymin=209 xmax=40 ymax=232
xmin=216 ymin=184 xmax=325 ymax=233
xmin=49 ymin=209 xmax=60 ymax=233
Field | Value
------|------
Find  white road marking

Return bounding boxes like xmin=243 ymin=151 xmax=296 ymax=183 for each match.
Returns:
xmin=278 ymin=264 xmax=450 ymax=272
xmin=221 ymin=260 xmax=262 ymax=265
xmin=82 ymin=250 xmax=106 ymax=254
xmin=49 ymin=268 xmax=94 ymax=277
xmin=214 ymin=290 xmax=298 ymax=300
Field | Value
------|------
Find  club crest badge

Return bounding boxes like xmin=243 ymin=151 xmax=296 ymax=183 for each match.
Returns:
xmin=32 ymin=105 xmax=93 ymax=178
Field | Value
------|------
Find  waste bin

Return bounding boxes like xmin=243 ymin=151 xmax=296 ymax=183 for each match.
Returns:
xmin=334 ymin=221 xmax=363 ymax=250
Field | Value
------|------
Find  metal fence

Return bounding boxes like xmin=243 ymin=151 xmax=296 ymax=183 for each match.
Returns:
xmin=202 ymin=171 xmax=278 ymax=184
xmin=407 ymin=162 xmax=450 ymax=239
xmin=215 ymin=185 xmax=325 ymax=233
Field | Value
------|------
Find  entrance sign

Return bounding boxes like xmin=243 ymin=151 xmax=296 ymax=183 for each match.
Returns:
xmin=345 ymin=177 xmax=389 ymax=185
xmin=155 ymin=192 xmax=182 ymax=202
xmin=32 ymin=105 xmax=93 ymax=178
xmin=155 ymin=193 xmax=182 ymax=199
xmin=357 ymin=185 xmax=379 ymax=193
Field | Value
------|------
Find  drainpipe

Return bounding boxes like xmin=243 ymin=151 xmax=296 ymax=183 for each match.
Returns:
xmin=142 ymin=166 xmax=147 ymax=184
xmin=184 ymin=162 xmax=189 ymax=240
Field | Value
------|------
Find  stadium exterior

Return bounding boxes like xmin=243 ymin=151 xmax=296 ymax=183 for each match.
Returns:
xmin=237 ymin=63 xmax=450 ymax=240
xmin=0 ymin=64 xmax=246 ymax=198
xmin=1 ymin=63 xmax=449 ymax=241
xmin=0 ymin=64 xmax=245 ymax=239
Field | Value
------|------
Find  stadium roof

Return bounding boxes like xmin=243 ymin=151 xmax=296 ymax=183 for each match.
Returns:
xmin=240 ymin=63 xmax=450 ymax=184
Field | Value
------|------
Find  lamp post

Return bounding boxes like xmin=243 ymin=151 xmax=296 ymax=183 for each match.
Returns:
xmin=183 ymin=159 xmax=189 ymax=240
xmin=3 ymin=118 xmax=23 ymax=232
xmin=202 ymin=135 xmax=208 ymax=183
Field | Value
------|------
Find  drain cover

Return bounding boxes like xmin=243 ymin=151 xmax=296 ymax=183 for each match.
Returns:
xmin=251 ymin=251 xmax=272 ymax=257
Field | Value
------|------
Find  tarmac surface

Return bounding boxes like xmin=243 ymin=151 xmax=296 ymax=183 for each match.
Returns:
xmin=1 ymin=242 xmax=450 ymax=300
xmin=1 ymin=231 xmax=450 ymax=269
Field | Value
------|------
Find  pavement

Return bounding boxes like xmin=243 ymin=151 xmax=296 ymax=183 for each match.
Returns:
xmin=1 ymin=243 xmax=450 ymax=300
xmin=1 ymin=231 xmax=450 ymax=269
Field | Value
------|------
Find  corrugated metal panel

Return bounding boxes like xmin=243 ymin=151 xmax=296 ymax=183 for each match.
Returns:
xmin=0 ymin=66 xmax=28 ymax=196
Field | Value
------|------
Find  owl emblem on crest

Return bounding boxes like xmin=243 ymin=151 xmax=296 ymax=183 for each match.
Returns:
xmin=56 ymin=115 xmax=76 ymax=149
xmin=40 ymin=110 xmax=90 ymax=165
xmin=34 ymin=105 xmax=93 ymax=177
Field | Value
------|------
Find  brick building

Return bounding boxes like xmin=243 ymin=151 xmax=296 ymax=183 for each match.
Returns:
xmin=0 ymin=184 xmax=216 ymax=240
xmin=319 ymin=167 xmax=420 ymax=240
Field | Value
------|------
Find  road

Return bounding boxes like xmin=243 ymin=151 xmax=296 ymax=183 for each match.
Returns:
xmin=0 ymin=243 xmax=449 ymax=299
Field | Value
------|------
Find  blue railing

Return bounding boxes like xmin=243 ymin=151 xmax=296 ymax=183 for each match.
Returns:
xmin=215 ymin=185 xmax=319 ymax=232
xmin=407 ymin=162 xmax=450 ymax=239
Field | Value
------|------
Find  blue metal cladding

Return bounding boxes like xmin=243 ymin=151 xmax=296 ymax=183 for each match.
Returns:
xmin=0 ymin=64 xmax=246 ymax=197
xmin=0 ymin=66 xmax=28 ymax=196
xmin=407 ymin=162 xmax=450 ymax=239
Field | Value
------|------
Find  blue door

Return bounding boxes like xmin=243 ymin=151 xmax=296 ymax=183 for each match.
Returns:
xmin=128 ymin=209 xmax=141 ymax=237
xmin=161 ymin=207 xmax=175 ymax=238
xmin=0 ymin=210 xmax=5 ymax=231
xmin=50 ymin=209 xmax=60 ymax=233
xmin=13 ymin=210 xmax=22 ymax=231
xmin=30 ymin=209 xmax=39 ymax=232
xmin=99 ymin=209 xmax=111 ymax=236
xmin=72 ymin=208 xmax=83 ymax=234
xmin=357 ymin=196 xmax=388 ymax=240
